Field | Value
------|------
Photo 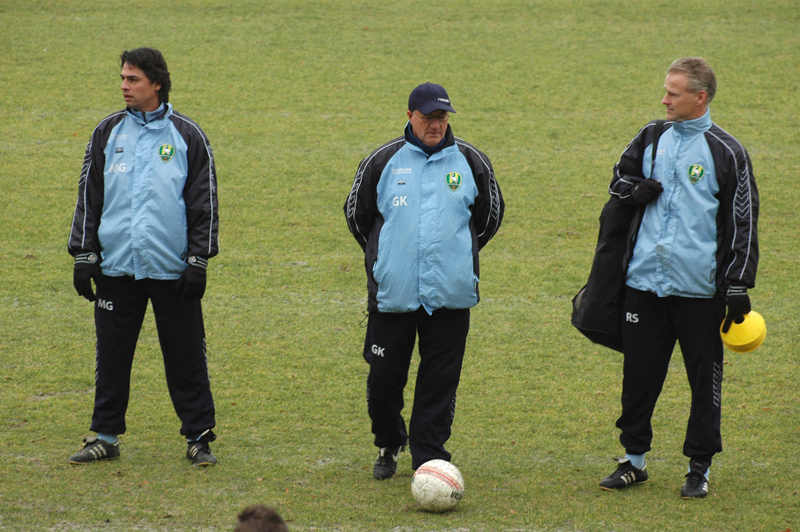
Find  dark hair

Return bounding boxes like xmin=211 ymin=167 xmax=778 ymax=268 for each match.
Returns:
xmin=234 ymin=505 xmax=289 ymax=532
xmin=119 ymin=47 xmax=171 ymax=104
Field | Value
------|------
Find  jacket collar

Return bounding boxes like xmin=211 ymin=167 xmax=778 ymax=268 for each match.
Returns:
xmin=126 ymin=102 xmax=171 ymax=125
xmin=672 ymin=108 xmax=712 ymax=136
xmin=404 ymin=122 xmax=455 ymax=156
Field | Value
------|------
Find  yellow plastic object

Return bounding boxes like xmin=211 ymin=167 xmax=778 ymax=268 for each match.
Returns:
xmin=720 ymin=311 xmax=766 ymax=353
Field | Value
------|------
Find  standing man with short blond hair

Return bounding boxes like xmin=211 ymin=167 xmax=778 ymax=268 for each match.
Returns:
xmin=599 ymin=58 xmax=758 ymax=498
xmin=68 ymin=47 xmax=220 ymax=466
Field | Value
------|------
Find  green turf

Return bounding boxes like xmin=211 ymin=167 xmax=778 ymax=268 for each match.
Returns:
xmin=2 ymin=0 xmax=799 ymax=530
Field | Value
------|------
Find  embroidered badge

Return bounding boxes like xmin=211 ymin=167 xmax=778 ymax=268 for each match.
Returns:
xmin=158 ymin=144 xmax=175 ymax=163
xmin=688 ymin=164 xmax=705 ymax=184
xmin=445 ymin=172 xmax=462 ymax=191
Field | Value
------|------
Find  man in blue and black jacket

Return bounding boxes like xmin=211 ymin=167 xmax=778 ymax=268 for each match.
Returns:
xmin=345 ymin=82 xmax=504 ymax=480
xmin=67 ymin=48 xmax=219 ymax=467
xmin=599 ymin=58 xmax=759 ymax=499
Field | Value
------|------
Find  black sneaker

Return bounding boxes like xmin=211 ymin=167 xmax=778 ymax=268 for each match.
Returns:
xmin=68 ymin=436 xmax=120 ymax=464
xmin=599 ymin=458 xmax=648 ymax=490
xmin=681 ymin=459 xmax=710 ymax=499
xmin=187 ymin=441 xmax=217 ymax=466
xmin=373 ymin=444 xmax=405 ymax=480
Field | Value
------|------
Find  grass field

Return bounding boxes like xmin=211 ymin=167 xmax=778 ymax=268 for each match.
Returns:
xmin=2 ymin=1 xmax=799 ymax=530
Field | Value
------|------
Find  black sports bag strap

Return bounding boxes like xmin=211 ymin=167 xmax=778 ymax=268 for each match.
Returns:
xmin=650 ymin=119 xmax=666 ymax=176
xmin=622 ymin=118 xmax=667 ymax=281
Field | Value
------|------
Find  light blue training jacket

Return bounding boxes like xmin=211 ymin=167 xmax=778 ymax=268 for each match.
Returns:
xmin=69 ymin=102 xmax=219 ymax=280
xmin=373 ymin=139 xmax=479 ymax=313
xmin=345 ymin=124 xmax=504 ymax=314
xmin=626 ymin=110 xmax=720 ymax=297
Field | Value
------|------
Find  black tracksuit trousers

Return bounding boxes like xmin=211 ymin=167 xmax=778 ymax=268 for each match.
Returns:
xmin=90 ymin=275 xmax=216 ymax=438
xmin=363 ymin=308 xmax=470 ymax=470
xmin=617 ymin=287 xmax=726 ymax=462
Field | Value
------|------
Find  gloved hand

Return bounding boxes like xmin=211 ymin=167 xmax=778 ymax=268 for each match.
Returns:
xmin=175 ymin=256 xmax=208 ymax=300
xmin=73 ymin=252 xmax=102 ymax=302
xmin=632 ymin=179 xmax=664 ymax=204
xmin=722 ymin=286 xmax=750 ymax=333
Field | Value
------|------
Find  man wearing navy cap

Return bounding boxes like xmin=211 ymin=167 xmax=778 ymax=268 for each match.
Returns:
xmin=344 ymin=82 xmax=504 ymax=480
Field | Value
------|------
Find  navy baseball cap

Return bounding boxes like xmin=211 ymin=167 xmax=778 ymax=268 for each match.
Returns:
xmin=408 ymin=82 xmax=456 ymax=115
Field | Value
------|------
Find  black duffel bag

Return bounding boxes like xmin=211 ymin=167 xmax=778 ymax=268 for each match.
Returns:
xmin=571 ymin=120 xmax=665 ymax=352
xmin=571 ymin=196 xmax=641 ymax=352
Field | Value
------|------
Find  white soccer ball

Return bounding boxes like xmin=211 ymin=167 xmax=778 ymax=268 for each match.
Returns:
xmin=411 ymin=460 xmax=465 ymax=512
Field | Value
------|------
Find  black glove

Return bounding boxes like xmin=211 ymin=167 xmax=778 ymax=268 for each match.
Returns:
xmin=175 ymin=256 xmax=208 ymax=300
xmin=632 ymin=179 xmax=663 ymax=204
xmin=722 ymin=286 xmax=751 ymax=333
xmin=73 ymin=252 xmax=102 ymax=302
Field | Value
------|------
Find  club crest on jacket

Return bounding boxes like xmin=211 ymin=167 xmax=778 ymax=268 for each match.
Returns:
xmin=688 ymin=164 xmax=705 ymax=184
xmin=158 ymin=144 xmax=175 ymax=163
xmin=446 ymin=172 xmax=462 ymax=191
